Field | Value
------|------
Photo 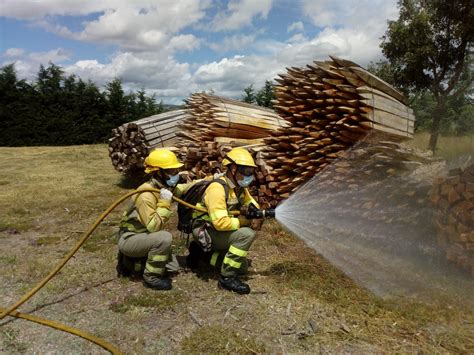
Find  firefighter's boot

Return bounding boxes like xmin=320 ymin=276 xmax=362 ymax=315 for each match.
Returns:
xmin=218 ymin=275 xmax=250 ymax=294
xmin=143 ymin=274 xmax=172 ymax=291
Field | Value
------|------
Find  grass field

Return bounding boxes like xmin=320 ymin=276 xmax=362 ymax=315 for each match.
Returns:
xmin=0 ymin=144 xmax=473 ymax=353
xmin=405 ymin=132 xmax=474 ymax=161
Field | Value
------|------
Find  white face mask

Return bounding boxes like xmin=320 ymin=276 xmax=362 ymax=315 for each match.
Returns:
xmin=237 ymin=174 xmax=254 ymax=187
xmin=166 ymin=174 xmax=180 ymax=187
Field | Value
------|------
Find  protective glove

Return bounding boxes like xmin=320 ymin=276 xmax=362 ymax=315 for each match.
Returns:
xmin=238 ymin=215 xmax=250 ymax=227
xmin=213 ymin=172 xmax=225 ymax=179
xmin=159 ymin=188 xmax=173 ymax=202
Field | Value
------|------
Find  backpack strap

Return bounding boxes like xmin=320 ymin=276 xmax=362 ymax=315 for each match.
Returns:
xmin=192 ymin=178 xmax=229 ymax=226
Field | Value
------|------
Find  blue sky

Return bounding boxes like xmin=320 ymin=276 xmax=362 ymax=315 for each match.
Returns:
xmin=0 ymin=0 xmax=399 ymax=104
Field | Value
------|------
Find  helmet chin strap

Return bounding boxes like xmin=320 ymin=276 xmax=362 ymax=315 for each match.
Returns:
xmin=224 ymin=155 xmax=240 ymax=187
xmin=153 ymin=170 xmax=168 ymax=188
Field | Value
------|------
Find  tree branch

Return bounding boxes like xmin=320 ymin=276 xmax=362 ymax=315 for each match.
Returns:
xmin=444 ymin=39 xmax=469 ymax=95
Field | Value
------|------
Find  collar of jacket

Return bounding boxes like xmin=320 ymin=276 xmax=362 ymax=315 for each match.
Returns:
xmin=223 ymin=175 xmax=236 ymax=189
xmin=151 ymin=177 xmax=164 ymax=189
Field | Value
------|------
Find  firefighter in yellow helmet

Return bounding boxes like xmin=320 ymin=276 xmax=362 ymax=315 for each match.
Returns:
xmin=189 ymin=147 xmax=260 ymax=294
xmin=117 ymin=148 xmax=188 ymax=291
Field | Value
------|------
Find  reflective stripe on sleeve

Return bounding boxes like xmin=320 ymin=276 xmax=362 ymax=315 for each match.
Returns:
xmin=230 ymin=218 xmax=239 ymax=230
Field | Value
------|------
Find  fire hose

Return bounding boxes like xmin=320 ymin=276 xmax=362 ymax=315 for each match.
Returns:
xmin=0 ymin=187 xmax=275 ymax=353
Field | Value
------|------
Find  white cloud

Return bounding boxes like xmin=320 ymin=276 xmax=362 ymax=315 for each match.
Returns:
xmin=168 ymin=34 xmax=201 ymax=52
xmin=1 ymin=48 xmax=71 ymax=79
xmin=2 ymin=1 xmax=209 ymax=52
xmin=29 ymin=48 xmax=71 ymax=64
xmin=208 ymin=34 xmax=256 ymax=52
xmin=301 ymin=0 xmax=398 ymax=64
xmin=287 ymin=21 xmax=304 ymax=33
xmin=210 ymin=0 xmax=273 ymax=31
xmin=4 ymin=48 xmax=25 ymax=57
xmin=64 ymin=51 xmax=196 ymax=102
xmin=72 ymin=1 xmax=208 ymax=51
xmin=287 ymin=33 xmax=308 ymax=43
xmin=0 ymin=0 xmax=111 ymax=19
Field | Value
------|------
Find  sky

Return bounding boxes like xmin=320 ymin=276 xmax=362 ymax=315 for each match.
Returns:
xmin=0 ymin=0 xmax=399 ymax=104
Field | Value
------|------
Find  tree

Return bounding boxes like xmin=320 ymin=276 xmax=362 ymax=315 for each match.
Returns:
xmin=381 ymin=0 xmax=473 ymax=152
xmin=255 ymin=80 xmax=275 ymax=108
xmin=242 ymin=84 xmax=256 ymax=104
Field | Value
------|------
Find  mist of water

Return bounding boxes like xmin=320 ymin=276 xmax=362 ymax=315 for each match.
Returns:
xmin=275 ymin=142 xmax=474 ymax=305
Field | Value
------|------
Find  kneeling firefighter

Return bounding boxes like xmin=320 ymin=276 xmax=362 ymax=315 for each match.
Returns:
xmin=188 ymin=148 xmax=262 ymax=295
xmin=117 ymin=148 xmax=189 ymax=291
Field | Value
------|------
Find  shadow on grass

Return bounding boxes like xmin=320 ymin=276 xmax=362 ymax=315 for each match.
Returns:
xmin=116 ymin=174 xmax=148 ymax=190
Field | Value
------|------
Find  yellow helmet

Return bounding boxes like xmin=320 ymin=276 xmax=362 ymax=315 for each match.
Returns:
xmin=144 ymin=148 xmax=183 ymax=173
xmin=222 ymin=148 xmax=257 ymax=167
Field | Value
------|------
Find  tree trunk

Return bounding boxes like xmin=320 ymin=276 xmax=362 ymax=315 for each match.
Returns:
xmin=428 ymin=97 xmax=446 ymax=153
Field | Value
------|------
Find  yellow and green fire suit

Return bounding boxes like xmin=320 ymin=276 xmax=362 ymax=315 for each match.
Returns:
xmin=118 ymin=177 xmax=193 ymax=280
xmin=192 ymin=176 xmax=259 ymax=277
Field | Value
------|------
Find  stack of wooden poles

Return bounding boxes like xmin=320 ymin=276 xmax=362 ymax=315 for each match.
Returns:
xmin=263 ymin=56 xmax=415 ymax=203
xmin=176 ymin=93 xmax=288 ymax=208
xmin=108 ymin=109 xmax=191 ymax=174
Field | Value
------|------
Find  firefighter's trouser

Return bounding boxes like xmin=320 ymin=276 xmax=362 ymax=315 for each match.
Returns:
xmin=118 ymin=229 xmax=179 ymax=278
xmin=193 ymin=226 xmax=256 ymax=277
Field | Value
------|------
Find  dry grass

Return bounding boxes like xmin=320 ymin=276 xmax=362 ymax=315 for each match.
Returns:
xmin=405 ymin=132 xmax=474 ymax=160
xmin=0 ymin=144 xmax=473 ymax=353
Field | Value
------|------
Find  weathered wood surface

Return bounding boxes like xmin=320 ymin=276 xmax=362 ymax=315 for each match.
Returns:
xmin=108 ymin=109 xmax=191 ymax=174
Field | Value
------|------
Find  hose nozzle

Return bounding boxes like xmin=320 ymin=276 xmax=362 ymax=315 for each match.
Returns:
xmin=244 ymin=203 xmax=276 ymax=219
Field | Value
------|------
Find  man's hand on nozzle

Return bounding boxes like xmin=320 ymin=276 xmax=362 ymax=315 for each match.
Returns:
xmin=240 ymin=205 xmax=249 ymax=217
xmin=159 ymin=188 xmax=173 ymax=202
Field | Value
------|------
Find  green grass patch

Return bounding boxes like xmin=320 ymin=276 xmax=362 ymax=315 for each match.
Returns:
xmin=406 ymin=132 xmax=474 ymax=160
xmin=180 ymin=325 xmax=266 ymax=354
xmin=82 ymin=234 xmax=115 ymax=253
xmin=110 ymin=289 xmax=187 ymax=313
xmin=0 ymin=255 xmax=17 ymax=264
xmin=0 ymin=220 xmax=33 ymax=233
xmin=268 ymin=259 xmax=363 ymax=304
xmin=36 ymin=236 xmax=61 ymax=246
xmin=1 ymin=327 xmax=28 ymax=353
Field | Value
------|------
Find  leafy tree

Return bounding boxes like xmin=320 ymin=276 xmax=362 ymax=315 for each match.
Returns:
xmin=0 ymin=63 xmax=165 ymax=146
xmin=242 ymin=84 xmax=256 ymax=104
xmin=255 ymin=80 xmax=275 ymax=108
xmin=241 ymin=81 xmax=275 ymax=107
xmin=380 ymin=0 xmax=474 ymax=151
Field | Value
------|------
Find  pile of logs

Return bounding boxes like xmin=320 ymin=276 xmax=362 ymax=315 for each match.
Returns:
xmin=176 ymin=93 xmax=287 ymax=208
xmin=429 ymin=164 xmax=474 ymax=275
xmin=108 ymin=110 xmax=191 ymax=174
xmin=263 ymin=56 xmax=415 ymax=202
xmin=177 ymin=93 xmax=289 ymax=143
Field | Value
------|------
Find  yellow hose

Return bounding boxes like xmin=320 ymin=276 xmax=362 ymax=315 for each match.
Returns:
xmin=0 ymin=307 xmax=121 ymax=354
xmin=0 ymin=187 xmax=240 ymax=353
